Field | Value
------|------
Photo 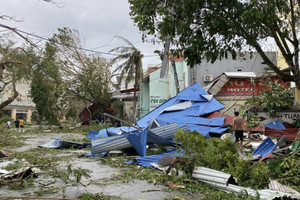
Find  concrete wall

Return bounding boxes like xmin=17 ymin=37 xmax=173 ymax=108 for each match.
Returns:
xmin=139 ymin=81 xmax=150 ymax=118
xmin=188 ymin=52 xmax=277 ymax=87
xmin=139 ymin=61 xmax=189 ymax=117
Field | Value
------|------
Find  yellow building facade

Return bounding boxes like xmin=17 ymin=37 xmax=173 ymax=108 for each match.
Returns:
xmin=1 ymin=81 xmax=35 ymax=122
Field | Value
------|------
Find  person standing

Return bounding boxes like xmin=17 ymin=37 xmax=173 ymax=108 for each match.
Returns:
xmin=232 ymin=111 xmax=244 ymax=146
xmin=14 ymin=119 xmax=20 ymax=129
xmin=19 ymin=117 xmax=25 ymax=132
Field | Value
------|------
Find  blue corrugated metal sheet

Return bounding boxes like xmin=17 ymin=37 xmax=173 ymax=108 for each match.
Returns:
xmin=266 ymin=119 xmax=286 ymax=130
xmin=90 ymin=124 xmax=188 ymax=156
xmin=147 ymin=130 xmax=174 ymax=145
xmin=252 ymin=138 xmax=276 ymax=157
xmin=209 ymin=117 xmax=225 ymax=126
xmin=88 ymin=83 xmax=229 ymax=156
xmin=87 ymin=129 xmax=108 ymax=140
xmin=209 ymin=127 xmax=228 ymax=134
xmin=136 ymin=83 xmax=225 ymax=129
xmin=88 ymin=126 xmax=137 ymax=140
xmin=126 ymin=130 xmax=147 ymax=157
xmin=134 ymin=149 xmax=180 ymax=168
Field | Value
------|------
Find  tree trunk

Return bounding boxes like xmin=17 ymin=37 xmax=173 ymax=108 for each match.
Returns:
xmin=0 ymin=85 xmax=19 ymax=110
xmin=171 ymin=55 xmax=180 ymax=94
xmin=131 ymin=65 xmax=139 ymax=123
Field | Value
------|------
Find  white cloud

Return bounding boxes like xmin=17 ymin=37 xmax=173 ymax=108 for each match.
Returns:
xmin=0 ymin=0 xmax=162 ymax=68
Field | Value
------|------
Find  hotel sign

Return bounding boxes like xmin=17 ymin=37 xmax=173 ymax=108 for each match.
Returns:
xmin=215 ymin=77 xmax=290 ymax=97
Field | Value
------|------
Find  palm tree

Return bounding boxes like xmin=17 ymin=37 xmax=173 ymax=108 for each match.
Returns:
xmin=110 ymin=36 xmax=143 ymax=123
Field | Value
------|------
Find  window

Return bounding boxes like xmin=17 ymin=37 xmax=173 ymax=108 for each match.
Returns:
xmin=236 ymin=68 xmax=243 ymax=72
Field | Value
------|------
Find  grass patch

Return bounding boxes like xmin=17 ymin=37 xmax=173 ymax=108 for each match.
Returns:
xmin=77 ymin=192 xmax=125 ymax=200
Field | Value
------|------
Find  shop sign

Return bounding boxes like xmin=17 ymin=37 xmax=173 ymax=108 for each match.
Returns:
xmin=150 ymin=96 xmax=168 ymax=107
xmin=216 ymin=77 xmax=290 ymax=97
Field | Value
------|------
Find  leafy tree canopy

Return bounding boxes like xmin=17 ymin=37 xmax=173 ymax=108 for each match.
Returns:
xmin=49 ymin=28 xmax=112 ymax=110
xmin=0 ymin=35 xmax=34 ymax=110
xmin=30 ymin=42 xmax=64 ymax=125
xmin=109 ymin=36 xmax=143 ymax=121
xmin=129 ymin=0 xmax=300 ymax=87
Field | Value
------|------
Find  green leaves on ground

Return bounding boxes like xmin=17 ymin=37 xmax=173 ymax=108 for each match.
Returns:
xmin=174 ymin=130 xmax=279 ymax=189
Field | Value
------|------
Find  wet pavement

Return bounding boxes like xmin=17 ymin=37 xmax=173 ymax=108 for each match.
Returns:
xmin=0 ymin=132 xmax=202 ymax=200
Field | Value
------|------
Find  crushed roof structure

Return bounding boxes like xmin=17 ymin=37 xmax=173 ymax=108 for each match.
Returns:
xmin=88 ymin=82 xmax=228 ymax=157
xmin=136 ymin=82 xmax=226 ymax=137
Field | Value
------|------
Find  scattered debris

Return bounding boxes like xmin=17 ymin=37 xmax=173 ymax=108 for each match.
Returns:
xmin=268 ymin=180 xmax=300 ymax=199
xmin=192 ymin=167 xmax=293 ymax=200
xmin=192 ymin=167 xmax=236 ymax=186
xmin=38 ymin=138 xmax=90 ymax=149
xmin=0 ymin=150 xmax=9 ymax=158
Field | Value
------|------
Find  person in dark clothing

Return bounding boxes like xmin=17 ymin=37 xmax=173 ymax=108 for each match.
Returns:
xmin=14 ymin=119 xmax=20 ymax=128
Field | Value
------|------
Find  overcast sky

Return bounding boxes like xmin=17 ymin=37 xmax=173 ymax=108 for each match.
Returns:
xmin=0 ymin=0 xmax=163 ymax=68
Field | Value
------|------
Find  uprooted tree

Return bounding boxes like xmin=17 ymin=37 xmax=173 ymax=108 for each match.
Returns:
xmin=129 ymin=0 xmax=300 ymax=88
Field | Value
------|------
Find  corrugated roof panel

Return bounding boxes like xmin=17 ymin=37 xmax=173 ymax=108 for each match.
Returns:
xmin=147 ymin=130 xmax=174 ymax=145
xmin=59 ymin=140 xmax=89 ymax=149
xmin=209 ymin=127 xmax=228 ymax=134
xmin=163 ymin=101 xmax=192 ymax=112
xmin=265 ymin=120 xmax=286 ymax=130
xmin=90 ymin=135 xmax=132 ymax=155
xmin=252 ymin=138 xmax=276 ymax=157
xmin=126 ymin=130 xmax=147 ymax=157
xmin=203 ymin=182 xmax=291 ymax=200
xmin=149 ymin=123 xmax=180 ymax=139
xmin=208 ymin=117 xmax=225 ymax=126
xmin=265 ymin=127 xmax=299 ymax=141
xmin=87 ymin=129 xmax=109 ymax=139
xmin=38 ymin=139 xmax=60 ymax=148
xmin=90 ymin=124 xmax=188 ymax=156
xmin=185 ymin=125 xmax=211 ymax=138
xmin=268 ymin=180 xmax=300 ymax=199
xmin=136 ymin=96 xmax=178 ymax=128
xmin=134 ymin=149 xmax=180 ymax=168
xmin=136 ymin=83 xmax=213 ymax=128
xmin=192 ymin=167 xmax=235 ymax=185
xmin=157 ymin=113 xmax=211 ymax=126
xmin=177 ymin=95 xmax=207 ymax=101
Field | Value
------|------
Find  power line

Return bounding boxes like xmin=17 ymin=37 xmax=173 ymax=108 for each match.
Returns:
xmin=0 ymin=24 xmax=160 ymax=57
xmin=92 ymin=18 xmax=130 ymax=50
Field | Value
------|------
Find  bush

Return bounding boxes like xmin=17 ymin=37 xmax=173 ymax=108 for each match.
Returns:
xmin=0 ymin=116 xmax=13 ymax=125
xmin=174 ymin=130 xmax=271 ymax=189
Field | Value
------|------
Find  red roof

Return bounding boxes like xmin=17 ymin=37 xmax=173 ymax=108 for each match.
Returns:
xmin=206 ymin=111 xmax=264 ymax=132
xmin=265 ymin=127 xmax=300 ymax=141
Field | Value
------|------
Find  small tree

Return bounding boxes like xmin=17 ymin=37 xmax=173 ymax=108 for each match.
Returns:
xmin=241 ymin=82 xmax=294 ymax=124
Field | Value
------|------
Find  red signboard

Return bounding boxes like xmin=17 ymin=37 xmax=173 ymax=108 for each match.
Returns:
xmin=215 ymin=77 xmax=290 ymax=97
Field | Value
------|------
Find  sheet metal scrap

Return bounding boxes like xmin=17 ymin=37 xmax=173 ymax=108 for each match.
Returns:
xmin=268 ymin=180 xmax=300 ymax=199
xmin=192 ymin=167 xmax=236 ymax=186
xmin=89 ymin=83 xmax=229 ymax=156
xmin=192 ymin=167 xmax=292 ymax=200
